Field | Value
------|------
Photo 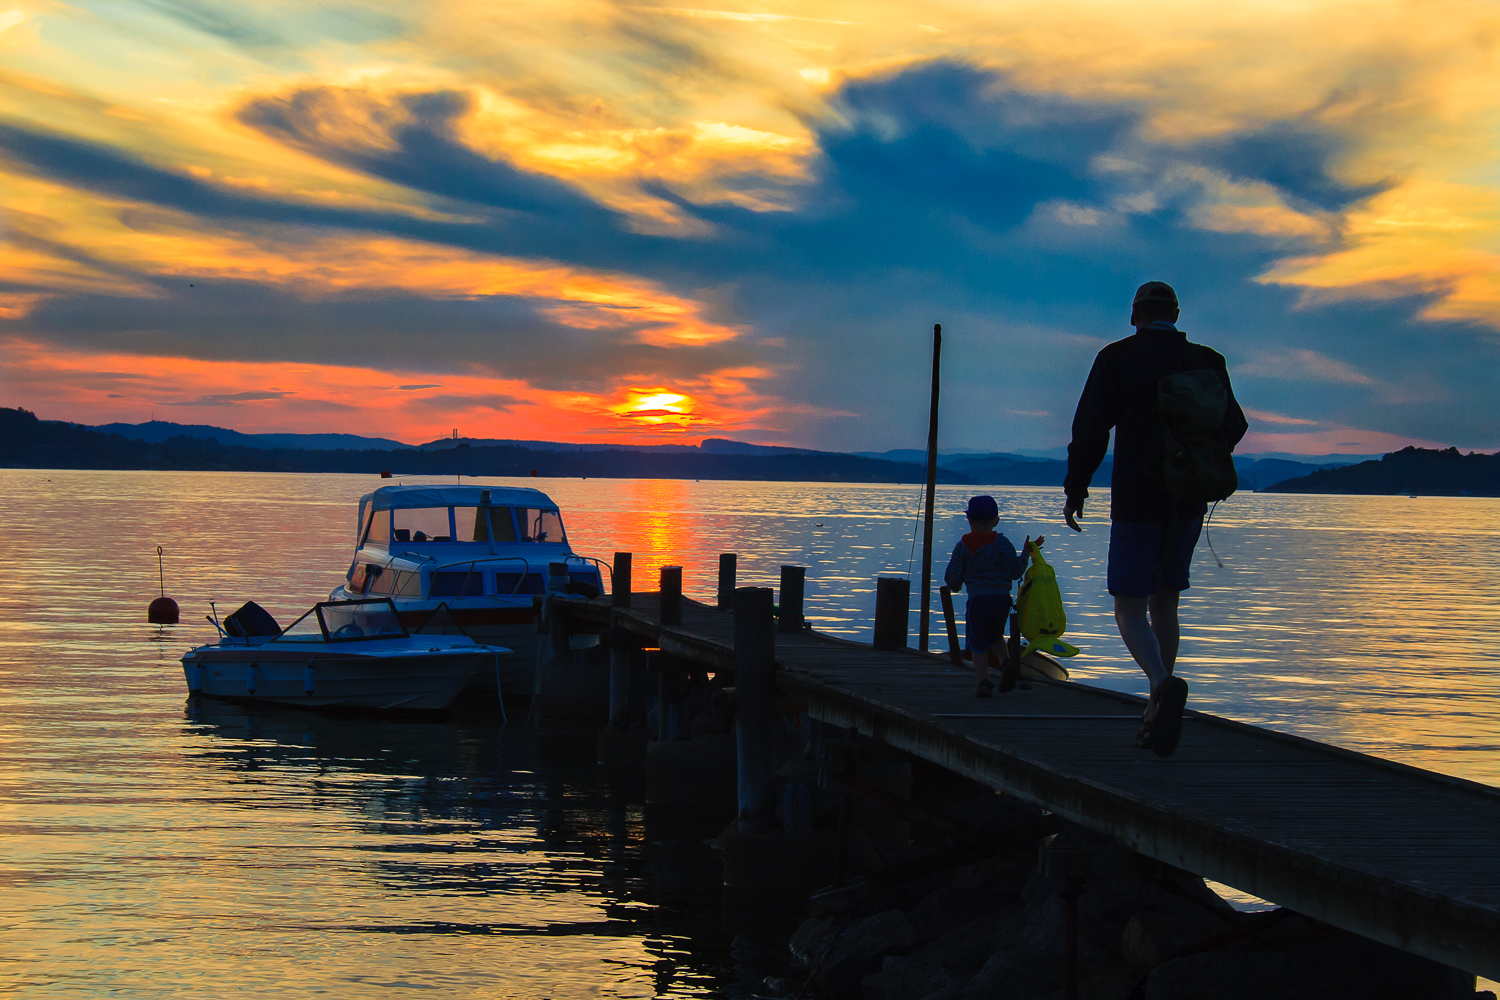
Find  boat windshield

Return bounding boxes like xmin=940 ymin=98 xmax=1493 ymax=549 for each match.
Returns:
xmin=464 ymin=506 xmax=517 ymax=543
xmin=372 ymin=506 xmax=524 ymax=545
xmin=519 ymin=508 xmax=565 ymax=543
xmin=273 ymin=608 xmax=324 ymax=642
xmin=318 ymin=601 xmax=407 ymax=641
xmin=391 ymin=507 xmax=452 ymax=543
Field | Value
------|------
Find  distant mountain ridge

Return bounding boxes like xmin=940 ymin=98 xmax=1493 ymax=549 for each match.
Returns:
xmin=1264 ymin=447 xmax=1500 ymax=496
xmin=75 ymin=418 xmax=1367 ymax=489
xmin=6 ymin=410 xmax=965 ymax=484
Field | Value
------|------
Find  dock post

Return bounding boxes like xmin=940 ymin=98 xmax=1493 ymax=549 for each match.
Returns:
xmin=717 ymin=553 xmax=737 ymax=610
xmin=660 ymin=566 xmax=682 ymax=628
xmin=939 ymin=585 xmax=963 ymax=666
xmin=873 ymin=577 xmax=910 ymax=651
xmin=918 ymin=323 xmax=942 ymax=651
xmin=612 ymin=552 xmax=632 ymax=609
xmin=608 ymin=612 xmax=628 ymax=727
xmin=777 ymin=565 xmax=805 ymax=633
xmin=733 ymin=587 xmax=777 ymax=834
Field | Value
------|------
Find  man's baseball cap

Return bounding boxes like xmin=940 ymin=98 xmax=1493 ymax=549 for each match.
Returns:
xmin=964 ymin=495 xmax=998 ymax=520
xmin=1133 ymin=281 xmax=1178 ymax=308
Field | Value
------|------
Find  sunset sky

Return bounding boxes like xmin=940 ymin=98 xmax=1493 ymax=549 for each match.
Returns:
xmin=2 ymin=0 xmax=1498 ymax=454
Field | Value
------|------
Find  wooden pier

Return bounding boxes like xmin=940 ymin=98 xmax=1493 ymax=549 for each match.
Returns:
xmin=561 ymin=586 xmax=1500 ymax=982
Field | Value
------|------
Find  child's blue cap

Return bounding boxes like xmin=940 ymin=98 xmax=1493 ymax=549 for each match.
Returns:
xmin=964 ymin=495 xmax=998 ymax=520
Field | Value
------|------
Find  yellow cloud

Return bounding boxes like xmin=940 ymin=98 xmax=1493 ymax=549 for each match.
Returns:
xmin=1259 ymin=180 xmax=1500 ymax=329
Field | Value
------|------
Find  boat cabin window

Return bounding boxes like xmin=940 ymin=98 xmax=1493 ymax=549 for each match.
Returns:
xmin=364 ymin=509 xmax=390 ymax=545
xmin=367 ymin=568 xmax=421 ymax=597
xmin=494 ymin=571 xmax=546 ymax=595
xmin=320 ymin=601 xmax=407 ymax=641
xmin=519 ymin=508 xmax=565 ymax=543
xmin=465 ymin=506 xmax=517 ymax=543
xmin=430 ymin=570 xmax=485 ymax=598
xmin=350 ymin=563 xmax=382 ymax=595
xmin=391 ymin=507 xmax=453 ymax=544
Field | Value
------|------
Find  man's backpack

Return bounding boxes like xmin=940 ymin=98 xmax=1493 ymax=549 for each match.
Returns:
xmin=1152 ymin=359 xmax=1238 ymax=505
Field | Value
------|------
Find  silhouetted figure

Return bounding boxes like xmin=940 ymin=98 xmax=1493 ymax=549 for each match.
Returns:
xmin=1063 ymin=281 xmax=1248 ymax=756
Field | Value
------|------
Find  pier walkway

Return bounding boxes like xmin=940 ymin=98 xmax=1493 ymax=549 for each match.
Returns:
xmin=565 ymin=592 xmax=1500 ymax=980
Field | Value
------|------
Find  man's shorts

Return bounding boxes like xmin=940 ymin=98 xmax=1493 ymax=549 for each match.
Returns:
xmin=1107 ymin=518 xmax=1204 ymax=598
xmin=965 ymin=593 xmax=1013 ymax=653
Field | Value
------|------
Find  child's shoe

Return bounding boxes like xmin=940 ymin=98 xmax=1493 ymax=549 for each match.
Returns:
xmin=975 ymin=679 xmax=994 ymax=698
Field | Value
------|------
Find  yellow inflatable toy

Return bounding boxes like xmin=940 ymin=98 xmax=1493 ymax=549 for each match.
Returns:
xmin=1015 ymin=539 xmax=1081 ymax=659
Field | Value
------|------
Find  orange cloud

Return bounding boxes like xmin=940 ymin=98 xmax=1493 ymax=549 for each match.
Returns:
xmin=1241 ymin=425 xmax=1448 ymax=455
xmin=0 ymin=337 xmax=782 ymax=444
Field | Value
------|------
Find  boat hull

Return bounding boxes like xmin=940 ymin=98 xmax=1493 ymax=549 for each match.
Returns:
xmin=181 ymin=647 xmax=489 ymax=711
xmin=326 ymin=589 xmax=576 ymax=694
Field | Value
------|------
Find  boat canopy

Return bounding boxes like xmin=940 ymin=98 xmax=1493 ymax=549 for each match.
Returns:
xmin=356 ymin=485 xmax=558 ymax=545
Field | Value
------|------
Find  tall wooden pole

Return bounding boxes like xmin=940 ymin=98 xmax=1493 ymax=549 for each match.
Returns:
xmin=919 ymin=323 xmax=941 ymax=652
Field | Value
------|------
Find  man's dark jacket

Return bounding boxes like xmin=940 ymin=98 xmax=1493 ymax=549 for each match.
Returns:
xmin=1065 ymin=323 xmax=1249 ymax=522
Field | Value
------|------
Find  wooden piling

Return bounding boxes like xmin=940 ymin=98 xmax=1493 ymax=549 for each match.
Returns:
xmin=777 ymin=565 xmax=806 ymax=633
xmin=717 ymin=553 xmax=737 ymax=610
xmin=873 ymin=577 xmax=909 ymax=651
xmin=918 ymin=323 xmax=942 ymax=651
xmin=660 ymin=566 xmax=683 ymax=628
xmin=939 ymin=585 xmax=963 ymax=667
xmin=547 ymin=596 xmax=569 ymax=662
xmin=608 ymin=612 xmax=628 ymax=726
xmin=733 ymin=586 xmax=777 ymax=834
xmin=612 ymin=551 xmax=632 ymax=609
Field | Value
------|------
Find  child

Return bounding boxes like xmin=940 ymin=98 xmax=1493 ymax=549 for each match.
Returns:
xmin=943 ymin=495 xmax=1042 ymax=697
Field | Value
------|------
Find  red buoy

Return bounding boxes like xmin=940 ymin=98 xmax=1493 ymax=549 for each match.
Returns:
xmin=148 ymin=546 xmax=180 ymax=624
xmin=380 ymin=470 xmax=392 ymax=478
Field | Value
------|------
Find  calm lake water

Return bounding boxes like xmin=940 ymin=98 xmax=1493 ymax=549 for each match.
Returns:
xmin=2 ymin=469 xmax=1498 ymax=997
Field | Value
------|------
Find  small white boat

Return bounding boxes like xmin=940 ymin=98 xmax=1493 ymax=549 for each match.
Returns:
xmin=326 ymin=484 xmax=609 ymax=693
xmin=182 ymin=599 xmax=509 ymax=712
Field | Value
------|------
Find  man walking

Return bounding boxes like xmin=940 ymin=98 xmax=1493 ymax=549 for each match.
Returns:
xmin=1063 ymin=281 xmax=1248 ymax=757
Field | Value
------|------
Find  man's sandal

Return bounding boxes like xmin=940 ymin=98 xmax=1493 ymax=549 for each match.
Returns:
xmin=1150 ymin=677 xmax=1190 ymax=758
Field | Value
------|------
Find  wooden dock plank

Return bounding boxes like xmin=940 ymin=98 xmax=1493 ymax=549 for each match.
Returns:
xmin=564 ymin=593 xmax=1500 ymax=977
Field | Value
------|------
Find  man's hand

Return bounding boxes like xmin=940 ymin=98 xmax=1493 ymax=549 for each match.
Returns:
xmin=1064 ymin=497 xmax=1084 ymax=532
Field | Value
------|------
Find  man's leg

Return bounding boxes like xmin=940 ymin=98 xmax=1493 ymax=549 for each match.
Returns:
xmin=1115 ymin=595 xmax=1170 ymax=714
xmin=1147 ymin=590 xmax=1181 ymax=674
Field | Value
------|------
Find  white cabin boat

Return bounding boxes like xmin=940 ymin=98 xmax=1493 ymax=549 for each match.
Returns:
xmin=326 ymin=484 xmax=606 ymax=692
xmin=182 ymin=599 xmax=507 ymax=712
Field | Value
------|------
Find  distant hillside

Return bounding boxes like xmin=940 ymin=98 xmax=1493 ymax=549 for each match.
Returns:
xmin=3 ymin=409 xmax=971 ymax=484
xmin=1265 ymin=447 xmax=1500 ymax=496
xmin=93 ymin=420 xmax=411 ymax=451
xmin=69 ymin=416 xmax=1337 ymax=489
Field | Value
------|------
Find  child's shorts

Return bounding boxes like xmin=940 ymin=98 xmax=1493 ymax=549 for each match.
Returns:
xmin=965 ymin=593 xmax=1013 ymax=653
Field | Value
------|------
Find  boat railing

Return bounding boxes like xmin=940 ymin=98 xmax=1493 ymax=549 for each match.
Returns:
xmin=426 ymin=555 xmax=534 ymax=597
xmin=567 ymin=554 xmax=613 ymax=590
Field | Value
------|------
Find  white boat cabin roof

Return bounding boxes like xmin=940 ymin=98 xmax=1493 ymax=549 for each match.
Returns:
xmin=355 ymin=484 xmax=562 ymax=548
xmin=361 ymin=484 xmax=557 ymax=512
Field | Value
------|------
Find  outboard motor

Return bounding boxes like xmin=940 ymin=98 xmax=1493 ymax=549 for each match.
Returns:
xmin=224 ymin=601 xmax=281 ymax=638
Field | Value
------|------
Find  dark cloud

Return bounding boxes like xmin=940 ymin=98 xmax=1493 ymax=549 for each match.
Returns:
xmin=237 ymin=87 xmax=618 ymax=219
xmin=2 ymin=275 xmax=760 ymax=391
xmin=166 ymin=390 xmax=293 ymax=405
xmin=401 ymin=392 xmax=533 ymax=413
xmin=1194 ymin=121 xmax=1390 ymax=212
xmin=396 ymin=384 xmax=443 ymax=391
